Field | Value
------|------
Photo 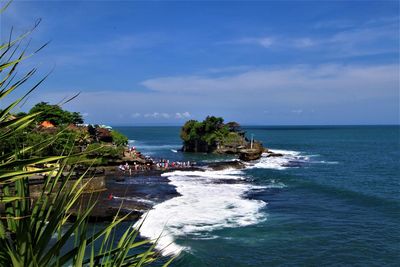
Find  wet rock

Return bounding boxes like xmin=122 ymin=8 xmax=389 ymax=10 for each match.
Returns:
xmin=239 ymin=149 xmax=263 ymax=161
xmin=208 ymin=160 xmax=246 ymax=170
xmin=266 ymin=152 xmax=284 ymax=157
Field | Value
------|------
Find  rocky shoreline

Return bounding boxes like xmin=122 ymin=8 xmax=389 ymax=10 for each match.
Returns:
xmin=1 ymin=148 xmax=285 ymax=222
xmin=73 ymin=150 xmax=288 ymax=222
xmin=69 ymin=165 xmax=202 ymax=222
xmin=71 ymin=146 xmax=287 ymax=221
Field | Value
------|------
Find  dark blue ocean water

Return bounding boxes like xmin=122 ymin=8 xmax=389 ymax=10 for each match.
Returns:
xmin=115 ymin=126 xmax=400 ymax=266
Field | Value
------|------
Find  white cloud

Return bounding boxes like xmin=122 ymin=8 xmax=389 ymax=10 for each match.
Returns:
xmin=291 ymin=109 xmax=303 ymax=114
xmin=223 ymin=18 xmax=398 ymax=57
xmin=175 ymin=112 xmax=191 ymax=119
xmin=258 ymin=37 xmax=274 ymax=48
xmin=31 ymin=63 xmax=399 ymax=125
xmin=293 ymin=38 xmax=315 ymax=48
xmin=142 ymin=112 xmax=191 ymax=119
xmin=226 ymin=37 xmax=275 ymax=48
xmin=131 ymin=112 xmax=141 ymax=118
xmin=143 ymin=112 xmax=171 ymax=119
xmin=141 ymin=64 xmax=398 ymax=104
xmin=144 ymin=112 xmax=159 ymax=118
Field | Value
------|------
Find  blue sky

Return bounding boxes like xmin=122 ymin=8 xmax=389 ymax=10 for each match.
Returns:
xmin=1 ymin=0 xmax=399 ymax=125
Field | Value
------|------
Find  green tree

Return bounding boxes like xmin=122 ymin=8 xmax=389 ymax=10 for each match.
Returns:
xmin=29 ymin=102 xmax=83 ymax=125
xmin=180 ymin=116 xmax=241 ymax=152
xmin=70 ymin=111 xmax=84 ymax=124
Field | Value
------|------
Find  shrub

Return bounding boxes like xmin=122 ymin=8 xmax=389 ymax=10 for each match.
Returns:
xmin=111 ymin=130 xmax=128 ymax=146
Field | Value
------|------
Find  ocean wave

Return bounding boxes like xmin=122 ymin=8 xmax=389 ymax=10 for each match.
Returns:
xmin=246 ymin=149 xmax=336 ymax=170
xmin=135 ymin=168 xmax=267 ymax=256
xmin=249 ymin=180 xmax=286 ymax=190
xmin=246 ymin=149 xmax=306 ymax=170
xmin=201 ymin=158 xmax=238 ymax=163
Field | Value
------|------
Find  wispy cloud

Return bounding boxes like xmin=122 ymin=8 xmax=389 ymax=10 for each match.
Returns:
xmin=27 ymin=32 xmax=167 ymax=69
xmin=175 ymin=112 xmax=191 ymax=119
xmin=131 ymin=112 xmax=141 ymax=118
xmin=141 ymin=64 xmax=398 ymax=103
xmin=137 ymin=112 xmax=191 ymax=120
xmin=30 ymin=63 xmax=398 ymax=125
xmin=313 ymin=19 xmax=355 ymax=30
xmin=223 ymin=16 xmax=399 ymax=58
xmin=144 ymin=112 xmax=171 ymax=119
xmin=291 ymin=109 xmax=303 ymax=114
xmin=228 ymin=37 xmax=275 ymax=48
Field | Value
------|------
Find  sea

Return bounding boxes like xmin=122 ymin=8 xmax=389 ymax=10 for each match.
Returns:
xmin=114 ymin=125 xmax=400 ymax=267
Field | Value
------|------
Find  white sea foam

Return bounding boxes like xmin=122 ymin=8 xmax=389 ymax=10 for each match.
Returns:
xmin=134 ymin=148 xmax=333 ymax=256
xmin=314 ymin=160 xmax=339 ymax=164
xmin=246 ymin=149 xmax=313 ymax=170
xmin=135 ymin=168 xmax=267 ymax=256
xmin=113 ymin=196 xmax=156 ymax=205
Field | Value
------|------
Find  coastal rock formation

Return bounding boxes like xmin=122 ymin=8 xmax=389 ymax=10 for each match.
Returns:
xmin=239 ymin=149 xmax=263 ymax=161
xmin=208 ymin=160 xmax=246 ymax=170
xmin=267 ymin=152 xmax=284 ymax=157
xmin=180 ymin=116 xmax=264 ymax=161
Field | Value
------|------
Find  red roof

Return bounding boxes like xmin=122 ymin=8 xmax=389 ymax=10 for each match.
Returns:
xmin=40 ymin=121 xmax=55 ymax=128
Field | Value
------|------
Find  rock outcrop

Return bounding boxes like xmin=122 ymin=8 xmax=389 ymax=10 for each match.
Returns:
xmin=180 ymin=116 xmax=265 ymax=161
xmin=208 ymin=160 xmax=246 ymax=170
xmin=239 ymin=149 xmax=263 ymax=161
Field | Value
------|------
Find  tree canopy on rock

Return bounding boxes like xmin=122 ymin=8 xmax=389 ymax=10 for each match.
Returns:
xmin=180 ymin=116 xmax=243 ymax=153
xmin=29 ymin=102 xmax=83 ymax=126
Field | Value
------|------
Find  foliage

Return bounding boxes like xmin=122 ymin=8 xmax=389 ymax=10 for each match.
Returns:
xmin=0 ymin=128 xmax=81 ymax=158
xmin=86 ymin=143 xmax=124 ymax=159
xmin=111 ymin=130 xmax=128 ymax=146
xmin=0 ymin=2 xmax=170 ymax=266
xmin=29 ymin=102 xmax=83 ymax=126
xmin=180 ymin=116 xmax=243 ymax=152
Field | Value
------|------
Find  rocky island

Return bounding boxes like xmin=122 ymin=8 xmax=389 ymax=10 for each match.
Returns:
xmin=180 ymin=116 xmax=264 ymax=160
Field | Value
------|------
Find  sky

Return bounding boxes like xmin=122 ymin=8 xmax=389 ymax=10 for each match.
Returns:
xmin=1 ymin=0 xmax=399 ymax=125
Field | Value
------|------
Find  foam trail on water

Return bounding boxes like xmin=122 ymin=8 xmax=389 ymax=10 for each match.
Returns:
xmin=135 ymin=168 xmax=266 ymax=256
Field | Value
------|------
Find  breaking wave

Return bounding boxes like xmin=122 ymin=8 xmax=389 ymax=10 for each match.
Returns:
xmin=135 ymin=148 xmax=334 ymax=255
xmin=135 ymin=168 xmax=267 ymax=255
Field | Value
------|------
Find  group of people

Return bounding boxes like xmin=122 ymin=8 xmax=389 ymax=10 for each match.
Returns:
xmin=117 ymin=145 xmax=196 ymax=175
xmin=117 ymin=159 xmax=195 ymax=174
xmin=118 ymin=161 xmax=151 ymax=174
xmin=155 ymin=159 xmax=194 ymax=169
xmin=127 ymin=146 xmax=143 ymax=159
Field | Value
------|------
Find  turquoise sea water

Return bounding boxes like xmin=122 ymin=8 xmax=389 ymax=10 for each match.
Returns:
xmin=115 ymin=126 xmax=400 ymax=266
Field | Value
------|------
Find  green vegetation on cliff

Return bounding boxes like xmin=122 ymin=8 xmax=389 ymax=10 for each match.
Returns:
xmin=29 ymin=101 xmax=83 ymax=125
xmin=0 ymin=2 xmax=167 ymax=266
xmin=180 ymin=116 xmax=245 ymax=153
xmin=0 ymin=124 xmax=128 ymax=166
xmin=1 ymin=102 xmax=128 ymax=166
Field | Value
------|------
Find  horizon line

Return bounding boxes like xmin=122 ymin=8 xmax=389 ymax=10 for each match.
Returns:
xmin=111 ymin=123 xmax=400 ymax=127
